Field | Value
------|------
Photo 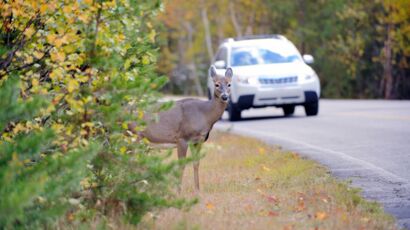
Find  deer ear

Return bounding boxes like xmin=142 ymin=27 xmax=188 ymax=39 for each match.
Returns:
xmin=209 ymin=65 xmax=217 ymax=79
xmin=225 ymin=67 xmax=233 ymax=79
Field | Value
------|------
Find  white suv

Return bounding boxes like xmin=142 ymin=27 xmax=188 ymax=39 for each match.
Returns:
xmin=207 ymin=35 xmax=321 ymax=121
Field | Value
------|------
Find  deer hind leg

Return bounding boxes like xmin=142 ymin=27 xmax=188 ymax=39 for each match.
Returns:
xmin=176 ymin=139 xmax=188 ymax=191
xmin=190 ymin=143 xmax=203 ymax=191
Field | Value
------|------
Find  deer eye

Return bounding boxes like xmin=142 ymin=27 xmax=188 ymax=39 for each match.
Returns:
xmin=227 ymin=83 xmax=231 ymax=87
xmin=215 ymin=83 xmax=220 ymax=88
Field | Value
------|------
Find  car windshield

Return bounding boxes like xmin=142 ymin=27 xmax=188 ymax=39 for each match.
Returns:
xmin=230 ymin=45 xmax=301 ymax=66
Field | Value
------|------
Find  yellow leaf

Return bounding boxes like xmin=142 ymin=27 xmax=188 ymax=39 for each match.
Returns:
xmin=258 ymin=147 xmax=266 ymax=155
xmin=33 ymin=51 xmax=43 ymax=59
xmin=83 ymin=0 xmax=93 ymax=5
xmin=25 ymin=55 xmax=33 ymax=64
xmin=206 ymin=202 xmax=215 ymax=210
xmin=54 ymin=38 xmax=63 ymax=47
xmin=47 ymin=34 xmax=57 ymax=44
xmin=40 ymin=3 xmax=47 ymax=14
xmin=120 ymin=146 xmax=127 ymax=154
xmin=50 ymin=68 xmax=63 ymax=81
xmin=62 ymin=5 xmax=72 ymax=14
xmin=13 ymin=123 xmax=26 ymax=134
xmin=142 ymin=55 xmax=150 ymax=65
xmin=148 ymin=30 xmax=156 ymax=43
xmin=138 ymin=111 xmax=144 ymax=119
xmin=262 ymin=165 xmax=271 ymax=172
xmin=50 ymin=50 xmax=65 ymax=62
xmin=67 ymin=79 xmax=79 ymax=93
xmin=315 ymin=211 xmax=327 ymax=220
xmin=24 ymin=27 xmax=35 ymax=37
xmin=80 ymin=178 xmax=90 ymax=188
xmin=78 ymin=14 xmax=89 ymax=23
xmin=32 ymin=78 xmax=39 ymax=87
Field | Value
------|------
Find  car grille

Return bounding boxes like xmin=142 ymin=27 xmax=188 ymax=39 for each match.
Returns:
xmin=259 ymin=76 xmax=298 ymax=85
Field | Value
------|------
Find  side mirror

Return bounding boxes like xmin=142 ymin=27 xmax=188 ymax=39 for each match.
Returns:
xmin=214 ymin=60 xmax=226 ymax=69
xmin=303 ymin=54 xmax=314 ymax=64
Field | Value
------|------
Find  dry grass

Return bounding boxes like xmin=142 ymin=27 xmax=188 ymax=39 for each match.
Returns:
xmin=139 ymin=131 xmax=397 ymax=230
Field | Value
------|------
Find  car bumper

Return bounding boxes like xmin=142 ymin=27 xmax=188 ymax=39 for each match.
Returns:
xmin=232 ymin=81 xmax=319 ymax=109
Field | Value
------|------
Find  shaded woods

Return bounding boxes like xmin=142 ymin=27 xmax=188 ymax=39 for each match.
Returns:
xmin=157 ymin=0 xmax=410 ymax=99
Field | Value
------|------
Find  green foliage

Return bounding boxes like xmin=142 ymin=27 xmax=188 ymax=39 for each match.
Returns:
xmin=1 ymin=0 xmax=193 ymax=228
xmin=0 ymin=78 xmax=99 ymax=228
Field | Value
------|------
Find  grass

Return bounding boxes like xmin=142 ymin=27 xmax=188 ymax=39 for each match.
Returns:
xmin=140 ymin=131 xmax=397 ymax=230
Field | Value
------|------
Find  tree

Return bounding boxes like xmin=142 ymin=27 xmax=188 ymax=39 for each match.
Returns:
xmin=1 ymin=0 xmax=192 ymax=228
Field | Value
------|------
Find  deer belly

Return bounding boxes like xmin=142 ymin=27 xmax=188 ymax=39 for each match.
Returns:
xmin=186 ymin=130 xmax=210 ymax=143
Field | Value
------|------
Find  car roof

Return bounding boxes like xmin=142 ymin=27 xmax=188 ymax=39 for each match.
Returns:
xmin=220 ymin=35 xmax=290 ymax=49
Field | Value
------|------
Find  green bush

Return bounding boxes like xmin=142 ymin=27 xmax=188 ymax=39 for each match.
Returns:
xmin=0 ymin=0 xmax=193 ymax=228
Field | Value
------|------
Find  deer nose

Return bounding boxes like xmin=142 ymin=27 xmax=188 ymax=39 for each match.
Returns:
xmin=221 ymin=94 xmax=228 ymax=101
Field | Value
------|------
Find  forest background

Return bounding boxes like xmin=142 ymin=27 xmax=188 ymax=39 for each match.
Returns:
xmin=157 ymin=0 xmax=410 ymax=99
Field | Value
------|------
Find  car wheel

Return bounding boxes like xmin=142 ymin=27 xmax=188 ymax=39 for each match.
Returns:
xmin=228 ymin=102 xmax=241 ymax=121
xmin=304 ymin=101 xmax=319 ymax=116
xmin=282 ymin=105 xmax=295 ymax=116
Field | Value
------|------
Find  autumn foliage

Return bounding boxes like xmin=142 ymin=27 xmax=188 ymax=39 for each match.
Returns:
xmin=0 ymin=0 xmax=191 ymax=228
xmin=158 ymin=0 xmax=410 ymax=99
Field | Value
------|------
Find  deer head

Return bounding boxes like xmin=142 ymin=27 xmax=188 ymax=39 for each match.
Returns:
xmin=209 ymin=66 xmax=233 ymax=103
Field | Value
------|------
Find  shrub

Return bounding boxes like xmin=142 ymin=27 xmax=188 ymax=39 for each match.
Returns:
xmin=0 ymin=0 xmax=192 ymax=228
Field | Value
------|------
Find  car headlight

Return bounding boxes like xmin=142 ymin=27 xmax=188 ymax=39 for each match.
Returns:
xmin=236 ymin=76 xmax=258 ymax=85
xmin=303 ymin=73 xmax=317 ymax=81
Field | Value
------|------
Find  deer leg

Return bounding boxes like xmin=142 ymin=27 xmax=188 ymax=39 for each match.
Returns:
xmin=190 ymin=143 xmax=202 ymax=191
xmin=176 ymin=139 xmax=188 ymax=191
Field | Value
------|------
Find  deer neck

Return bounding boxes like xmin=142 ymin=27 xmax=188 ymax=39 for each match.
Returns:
xmin=205 ymin=96 xmax=228 ymax=125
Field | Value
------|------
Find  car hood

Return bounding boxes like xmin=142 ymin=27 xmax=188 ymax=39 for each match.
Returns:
xmin=231 ymin=62 xmax=315 ymax=77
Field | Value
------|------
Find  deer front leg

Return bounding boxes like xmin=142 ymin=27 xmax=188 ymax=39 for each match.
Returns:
xmin=190 ymin=143 xmax=203 ymax=191
xmin=176 ymin=139 xmax=188 ymax=191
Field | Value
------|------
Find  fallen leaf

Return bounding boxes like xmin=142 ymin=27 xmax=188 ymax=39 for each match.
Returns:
xmin=360 ymin=217 xmax=370 ymax=222
xmin=66 ymin=213 xmax=74 ymax=221
xmin=206 ymin=202 xmax=215 ymax=210
xmin=315 ymin=211 xmax=327 ymax=220
xmin=295 ymin=199 xmax=305 ymax=212
xmin=258 ymin=147 xmax=266 ymax=155
xmin=283 ymin=225 xmax=293 ymax=230
xmin=258 ymin=209 xmax=268 ymax=216
xmin=266 ymin=195 xmax=279 ymax=204
xmin=262 ymin=165 xmax=271 ymax=172
xmin=268 ymin=211 xmax=279 ymax=217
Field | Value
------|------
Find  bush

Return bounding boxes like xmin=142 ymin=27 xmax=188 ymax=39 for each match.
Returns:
xmin=0 ymin=0 xmax=192 ymax=228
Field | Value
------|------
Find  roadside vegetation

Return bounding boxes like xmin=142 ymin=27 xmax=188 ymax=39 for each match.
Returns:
xmin=148 ymin=132 xmax=397 ymax=230
xmin=0 ymin=0 xmax=193 ymax=229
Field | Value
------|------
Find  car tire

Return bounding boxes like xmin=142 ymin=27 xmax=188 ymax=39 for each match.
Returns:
xmin=228 ymin=102 xmax=241 ymax=121
xmin=304 ymin=100 xmax=319 ymax=116
xmin=283 ymin=105 xmax=295 ymax=116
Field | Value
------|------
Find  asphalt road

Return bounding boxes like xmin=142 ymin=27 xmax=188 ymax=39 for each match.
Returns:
xmin=214 ymin=99 xmax=410 ymax=229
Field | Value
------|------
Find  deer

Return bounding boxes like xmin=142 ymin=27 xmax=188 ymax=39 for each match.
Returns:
xmin=138 ymin=66 xmax=232 ymax=191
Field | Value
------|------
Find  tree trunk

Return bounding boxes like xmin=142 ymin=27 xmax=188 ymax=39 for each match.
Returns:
xmin=201 ymin=8 xmax=214 ymax=62
xmin=229 ymin=2 xmax=242 ymax=37
xmin=383 ymin=23 xmax=393 ymax=99
xmin=297 ymin=0 xmax=306 ymax=54
xmin=184 ymin=22 xmax=204 ymax=96
xmin=244 ymin=9 xmax=255 ymax=36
